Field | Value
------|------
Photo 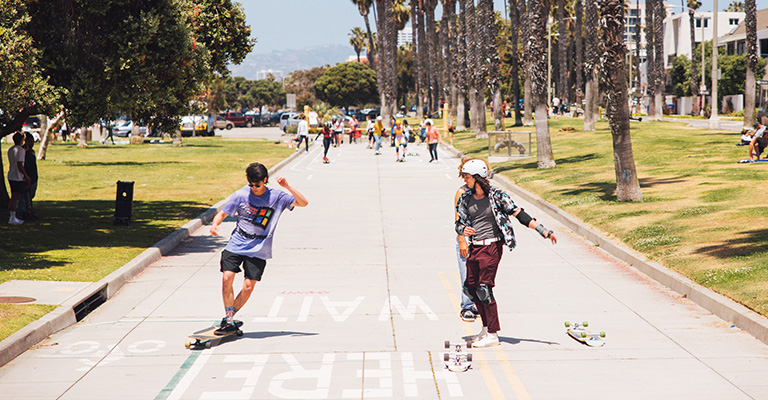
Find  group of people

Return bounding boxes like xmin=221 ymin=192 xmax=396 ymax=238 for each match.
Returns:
xmin=742 ymin=119 xmax=768 ymax=162
xmin=206 ymin=154 xmax=558 ymax=349
xmin=6 ymin=132 xmax=39 ymax=225
xmin=362 ymin=115 xmax=443 ymax=163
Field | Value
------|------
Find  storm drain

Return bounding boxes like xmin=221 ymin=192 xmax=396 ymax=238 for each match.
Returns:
xmin=73 ymin=289 xmax=107 ymax=321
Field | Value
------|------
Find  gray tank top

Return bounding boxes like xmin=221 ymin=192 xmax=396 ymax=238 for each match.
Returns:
xmin=466 ymin=194 xmax=501 ymax=241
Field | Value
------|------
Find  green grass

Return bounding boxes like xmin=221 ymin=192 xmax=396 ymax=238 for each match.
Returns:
xmin=0 ymin=136 xmax=292 ymax=340
xmin=450 ymin=115 xmax=768 ymax=317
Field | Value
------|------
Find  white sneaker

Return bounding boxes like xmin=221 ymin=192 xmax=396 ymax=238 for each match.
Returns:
xmin=474 ymin=331 xmax=499 ymax=348
xmin=470 ymin=326 xmax=488 ymax=342
xmin=8 ymin=216 xmax=23 ymax=225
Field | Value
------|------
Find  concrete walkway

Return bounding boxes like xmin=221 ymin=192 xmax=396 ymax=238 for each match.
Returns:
xmin=2 ymin=140 xmax=768 ymax=399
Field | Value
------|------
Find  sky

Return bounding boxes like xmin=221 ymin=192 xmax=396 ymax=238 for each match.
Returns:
xmin=241 ymin=0 xmax=768 ymax=54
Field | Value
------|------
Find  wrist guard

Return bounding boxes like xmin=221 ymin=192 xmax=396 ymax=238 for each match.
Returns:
xmin=535 ymin=224 xmax=551 ymax=238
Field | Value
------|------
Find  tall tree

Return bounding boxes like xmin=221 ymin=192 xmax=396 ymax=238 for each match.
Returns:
xmin=645 ymin=0 xmax=657 ymax=118
xmin=574 ymin=0 xmax=584 ymax=110
xmin=727 ymin=1 xmax=744 ymax=11
xmin=509 ymin=0 xmax=523 ymax=126
xmin=456 ymin=0 xmax=469 ymax=130
xmin=528 ymin=0 xmax=556 ymax=167
xmin=557 ymin=0 xmax=568 ymax=104
xmin=688 ymin=0 xmax=701 ymax=116
xmin=744 ymin=0 xmax=757 ymax=128
xmin=350 ymin=27 xmax=367 ymax=62
xmin=653 ymin=0 xmax=664 ymax=120
xmin=442 ymin=0 xmax=458 ymax=119
xmin=601 ymin=0 xmax=643 ymax=201
xmin=479 ymin=0 xmax=502 ymax=130
xmin=425 ymin=0 xmax=439 ymax=115
xmin=352 ymin=0 xmax=377 ymax=71
xmin=521 ymin=0 xmax=533 ymax=126
xmin=584 ymin=0 xmax=600 ymax=130
xmin=412 ymin=0 xmax=423 ymax=118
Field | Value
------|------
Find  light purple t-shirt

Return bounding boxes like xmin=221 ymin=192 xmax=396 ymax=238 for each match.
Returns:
xmin=223 ymin=186 xmax=295 ymax=259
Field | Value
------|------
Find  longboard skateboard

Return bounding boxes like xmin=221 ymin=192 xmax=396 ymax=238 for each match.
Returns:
xmin=565 ymin=321 xmax=605 ymax=347
xmin=443 ymin=340 xmax=473 ymax=372
xmin=186 ymin=320 xmax=243 ymax=349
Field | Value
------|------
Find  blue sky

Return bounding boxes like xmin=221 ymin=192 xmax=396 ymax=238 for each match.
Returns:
xmin=241 ymin=0 xmax=768 ymax=54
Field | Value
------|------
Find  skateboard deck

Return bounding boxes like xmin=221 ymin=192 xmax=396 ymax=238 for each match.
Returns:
xmin=443 ymin=340 xmax=473 ymax=372
xmin=565 ymin=321 xmax=605 ymax=347
xmin=186 ymin=320 xmax=243 ymax=349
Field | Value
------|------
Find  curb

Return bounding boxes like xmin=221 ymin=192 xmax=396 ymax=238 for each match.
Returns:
xmin=441 ymin=142 xmax=768 ymax=346
xmin=0 ymin=150 xmax=303 ymax=367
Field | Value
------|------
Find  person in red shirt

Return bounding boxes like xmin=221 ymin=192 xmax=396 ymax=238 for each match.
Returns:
xmin=425 ymin=119 xmax=441 ymax=163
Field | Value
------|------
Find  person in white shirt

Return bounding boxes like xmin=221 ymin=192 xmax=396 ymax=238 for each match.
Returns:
xmin=7 ymin=132 xmax=30 ymax=224
xmin=366 ymin=115 xmax=375 ymax=149
xmin=296 ymin=114 xmax=309 ymax=153
xmin=307 ymin=110 xmax=319 ymax=132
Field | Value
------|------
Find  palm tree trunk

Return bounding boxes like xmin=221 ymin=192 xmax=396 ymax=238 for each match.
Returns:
xmin=744 ymin=0 xmax=757 ymax=128
xmin=557 ymin=0 xmax=568 ymax=104
xmin=376 ymin=0 xmax=386 ymax=110
xmin=412 ymin=0 xmax=422 ymax=118
xmin=574 ymin=0 xmax=583 ymax=111
xmin=384 ymin=0 xmax=398 ymax=122
xmin=645 ymin=0 xmax=656 ymax=118
xmin=602 ymin=0 xmax=642 ymax=202
xmin=509 ymin=0 xmax=522 ymax=126
xmin=363 ymin=12 xmax=377 ymax=71
xmin=583 ymin=0 xmax=599 ymax=130
xmin=529 ymin=0 xmax=555 ymax=168
xmin=456 ymin=0 xmax=469 ymax=130
xmin=520 ymin=0 xmax=533 ymax=126
xmin=426 ymin=0 xmax=439 ymax=116
xmin=478 ymin=0 xmax=502 ymax=131
xmin=688 ymin=6 xmax=699 ymax=116
xmin=416 ymin=0 xmax=426 ymax=119
xmin=653 ymin=0 xmax=664 ymax=120
xmin=446 ymin=0 xmax=458 ymax=119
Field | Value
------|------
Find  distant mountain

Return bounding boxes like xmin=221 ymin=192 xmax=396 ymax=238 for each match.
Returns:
xmin=228 ymin=44 xmax=356 ymax=80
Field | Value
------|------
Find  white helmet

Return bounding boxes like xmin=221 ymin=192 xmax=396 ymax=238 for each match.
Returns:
xmin=461 ymin=159 xmax=488 ymax=178
xmin=376 ymin=116 xmax=383 ymax=121
xmin=426 ymin=119 xmax=434 ymax=125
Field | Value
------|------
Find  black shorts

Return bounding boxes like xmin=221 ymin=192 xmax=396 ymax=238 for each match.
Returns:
xmin=220 ymin=250 xmax=267 ymax=281
xmin=8 ymin=180 xmax=25 ymax=194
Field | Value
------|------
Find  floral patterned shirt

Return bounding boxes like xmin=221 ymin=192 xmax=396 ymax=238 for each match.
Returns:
xmin=455 ymin=186 xmax=520 ymax=251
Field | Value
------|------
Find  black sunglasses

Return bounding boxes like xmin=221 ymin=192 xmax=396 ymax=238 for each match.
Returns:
xmin=248 ymin=183 xmax=262 ymax=188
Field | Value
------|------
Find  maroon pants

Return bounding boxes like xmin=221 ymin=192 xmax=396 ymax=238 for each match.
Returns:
xmin=465 ymin=241 xmax=503 ymax=333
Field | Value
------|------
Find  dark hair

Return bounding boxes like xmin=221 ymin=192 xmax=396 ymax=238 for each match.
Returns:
xmin=246 ymin=163 xmax=268 ymax=183
xmin=473 ymin=175 xmax=492 ymax=195
xmin=25 ymin=133 xmax=34 ymax=144
xmin=12 ymin=132 xmax=24 ymax=145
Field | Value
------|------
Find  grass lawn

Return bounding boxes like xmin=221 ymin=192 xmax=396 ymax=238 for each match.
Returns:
xmin=0 ymin=136 xmax=292 ymax=341
xmin=451 ymin=116 xmax=768 ymax=318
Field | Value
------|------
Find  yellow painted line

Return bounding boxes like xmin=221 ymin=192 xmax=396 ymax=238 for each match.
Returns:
xmin=439 ymin=272 xmax=505 ymax=400
xmin=450 ymin=272 xmax=533 ymax=400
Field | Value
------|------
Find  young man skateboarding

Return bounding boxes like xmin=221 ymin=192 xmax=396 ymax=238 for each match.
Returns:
xmin=210 ymin=162 xmax=308 ymax=335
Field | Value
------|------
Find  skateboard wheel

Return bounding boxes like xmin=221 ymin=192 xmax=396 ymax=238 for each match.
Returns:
xmin=236 ymin=330 xmax=243 ymax=337
xmin=205 ymin=341 xmax=211 ymax=349
xmin=444 ymin=341 xmax=450 ymax=349
xmin=465 ymin=341 xmax=472 ymax=349
xmin=581 ymin=332 xmax=587 ymax=338
xmin=600 ymin=332 xmax=606 ymax=338
xmin=583 ymin=321 xmax=589 ymax=327
xmin=466 ymin=353 xmax=473 ymax=362
xmin=564 ymin=321 xmax=571 ymax=328
xmin=185 ymin=341 xmax=191 ymax=348
xmin=444 ymin=353 xmax=450 ymax=362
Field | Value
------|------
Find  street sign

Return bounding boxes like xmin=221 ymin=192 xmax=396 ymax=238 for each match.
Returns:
xmin=757 ymin=80 xmax=768 ymax=85
xmin=286 ymin=93 xmax=296 ymax=109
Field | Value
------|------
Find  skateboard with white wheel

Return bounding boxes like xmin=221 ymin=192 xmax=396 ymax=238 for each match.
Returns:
xmin=565 ymin=321 xmax=605 ymax=347
xmin=443 ymin=340 xmax=473 ymax=372
xmin=185 ymin=320 xmax=243 ymax=349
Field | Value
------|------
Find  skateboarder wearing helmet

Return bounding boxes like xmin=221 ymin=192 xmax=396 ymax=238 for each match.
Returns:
xmin=455 ymin=159 xmax=557 ymax=347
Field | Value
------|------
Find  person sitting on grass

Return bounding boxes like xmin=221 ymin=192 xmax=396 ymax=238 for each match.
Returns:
xmin=748 ymin=122 xmax=768 ymax=162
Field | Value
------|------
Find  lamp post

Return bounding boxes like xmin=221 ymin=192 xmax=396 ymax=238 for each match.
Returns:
xmin=709 ymin=0 xmax=720 ymax=128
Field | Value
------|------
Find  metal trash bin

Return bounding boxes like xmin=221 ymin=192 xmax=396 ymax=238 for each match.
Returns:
xmin=114 ymin=181 xmax=134 ymax=225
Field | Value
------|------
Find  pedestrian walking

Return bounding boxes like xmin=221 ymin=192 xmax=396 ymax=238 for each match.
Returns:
xmin=455 ymin=159 xmax=557 ymax=347
xmin=394 ymin=120 xmax=405 ymax=162
xmin=373 ymin=116 xmax=384 ymax=155
xmin=366 ymin=115 xmax=375 ymax=149
xmin=350 ymin=115 xmax=359 ymax=144
xmin=426 ymin=119 xmax=441 ymax=162
xmin=209 ymin=162 xmax=308 ymax=335
xmin=389 ymin=116 xmax=397 ymax=147
xmin=419 ymin=117 xmax=427 ymax=144
xmin=295 ymin=114 xmax=309 ymax=153
xmin=332 ymin=117 xmax=344 ymax=147
xmin=17 ymin=133 xmax=38 ymax=221
xmin=100 ymin=119 xmax=115 ymax=144
xmin=6 ymin=132 xmax=30 ymax=225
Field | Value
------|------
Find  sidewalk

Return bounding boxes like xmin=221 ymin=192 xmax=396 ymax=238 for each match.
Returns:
xmin=1 ymin=141 xmax=768 ymax=399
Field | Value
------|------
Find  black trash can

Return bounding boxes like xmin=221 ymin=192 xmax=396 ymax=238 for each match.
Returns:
xmin=114 ymin=181 xmax=134 ymax=225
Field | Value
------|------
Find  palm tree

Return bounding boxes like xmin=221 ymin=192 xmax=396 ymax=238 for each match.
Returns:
xmin=349 ymin=27 xmax=367 ymax=62
xmin=521 ymin=0 xmax=533 ymax=126
xmin=412 ymin=0 xmax=422 ymax=118
xmin=509 ymin=0 xmax=523 ymax=126
xmin=556 ymin=0 xmax=568 ymax=105
xmin=528 ymin=0 xmax=556 ymax=168
xmin=574 ymin=0 xmax=583 ymax=110
xmin=653 ymin=0 xmax=664 ymax=120
xmin=645 ymin=0 xmax=656 ymax=118
xmin=351 ymin=0 xmax=377 ymax=71
xmin=425 ymin=0 xmax=439 ymax=115
xmin=727 ymin=0 xmax=744 ymax=12
xmin=456 ymin=0 xmax=469 ymax=129
xmin=601 ymin=0 xmax=643 ymax=201
xmin=478 ymin=0 xmax=502 ymax=131
xmin=442 ymin=0 xmax=458 ymax=119
xmin=393 ymin=0 xmax=410 ymax=30
xmin=744 ymin=0 xmax=757 ymax=128
xmin=688 ymin=0 xmax=701 ymax=116
xmin=584 ymin=0 xmax=599 ymax=130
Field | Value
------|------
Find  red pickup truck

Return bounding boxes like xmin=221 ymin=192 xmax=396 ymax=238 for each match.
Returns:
xmin=218 ymin=112 xmax=255 ymax=128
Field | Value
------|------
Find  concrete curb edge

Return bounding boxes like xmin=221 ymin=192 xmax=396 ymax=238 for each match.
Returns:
xmin=440 ymin=142 xmax=768 ymax=346
xmin=0 ymin=150 xmax=303 ymax=367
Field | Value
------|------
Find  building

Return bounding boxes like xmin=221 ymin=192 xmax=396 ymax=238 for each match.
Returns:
xmin=718 ymin=8 xmax=768 ymax=57
xmin=663 ymin=8 xmax=744 ymax=69
xmin=397 ymin=25 xmax=413 ymax=47
xmin=255 ymin=69 xmax=285 ymax=81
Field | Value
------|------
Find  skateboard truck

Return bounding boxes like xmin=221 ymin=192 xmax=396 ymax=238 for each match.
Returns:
xmin=443 ymin=340 xmax=473 ymax=372
xmin=565 ymin=321 xmax=606 ymax=347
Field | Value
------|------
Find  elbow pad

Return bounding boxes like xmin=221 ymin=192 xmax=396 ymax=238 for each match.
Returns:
xmin=515 ymin=209 xmax=533 ymax=226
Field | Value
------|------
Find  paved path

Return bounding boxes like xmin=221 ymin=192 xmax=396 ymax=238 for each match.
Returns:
xmin=2 ymin=141 xmax=768 ymax=399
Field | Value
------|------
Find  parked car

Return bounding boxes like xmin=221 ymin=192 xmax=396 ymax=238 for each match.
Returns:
xmin=245 ymin=112 xmax=262 ymax=126
xmin=279 ymin=112 xmax=302 ymax=132
xmin=218 ymin=112 xmax=254 ymax=127
xmin=113 ymin=120 xmax=147 ymax=137
xmin=179 ymin=116 xmax=210 ymax=137
xmin=214 ymin=115 xmax=234 ymax=130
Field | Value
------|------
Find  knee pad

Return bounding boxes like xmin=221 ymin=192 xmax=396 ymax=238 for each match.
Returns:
xmin=476 ymin=283 xmax=495 ymax=304
xmin=463 ymin=283 xmax=478 ymax=302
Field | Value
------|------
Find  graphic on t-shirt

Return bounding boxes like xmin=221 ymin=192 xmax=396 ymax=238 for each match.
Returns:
xmin=246 ymin=205 xmax=274 ymax=228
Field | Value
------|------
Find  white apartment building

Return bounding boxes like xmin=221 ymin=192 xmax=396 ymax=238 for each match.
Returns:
xmin=663 ymin=8 xmax=744 ymax=69
xmin=398 ymin=25 xmax=413 ymax=47
xmin=719 ymin=8 xmax=768 ymax=58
